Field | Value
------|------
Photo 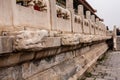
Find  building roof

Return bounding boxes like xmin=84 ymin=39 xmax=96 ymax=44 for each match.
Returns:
xmin=79 ymin=0 xmax=103 ymax=21
xmin=80 ymin=0 xmax=96 ymax=13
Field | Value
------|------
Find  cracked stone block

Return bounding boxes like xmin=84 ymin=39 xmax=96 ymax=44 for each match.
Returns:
xmin=61 ymin=34 xmax=80 ymax=45
xmin=14 ymin=30 xmax=61 ymax=51
xmin=0 ymin=36 xmax=13 ymax=54
xmin=41 ymin=37 xmax=61 ymax=48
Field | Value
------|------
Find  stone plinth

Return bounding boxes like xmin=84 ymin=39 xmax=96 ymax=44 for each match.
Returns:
xmin=0 ymin=36 xmax=13 ymax=54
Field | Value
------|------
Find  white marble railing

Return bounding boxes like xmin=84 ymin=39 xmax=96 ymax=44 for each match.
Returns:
xmin=56 ymin=5 xmax=72 ymax=32
xmin=73 ymin=15 xmax=83 ymax=33
xmin=0 ymin=0 xmax=113 ymax=52
xmin=0 ymin=0 xmax=111 ymax=42
xmin=14 ymin=0 xmax=51 ymax=30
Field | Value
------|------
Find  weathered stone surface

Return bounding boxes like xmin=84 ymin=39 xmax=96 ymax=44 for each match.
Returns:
xmin=78 ymin=5 xmax=84 ymax=17
xmin=66 ymin=0 xmax=73 ymax=9
xmin=68 ymin=43 xmax=108 ymax=80
xmin=80 ymin=46 xmax=90 ymax=54
xmin=26 ymin=69 xmax=58 ymax=80
xmin=14 ymin=30 xmax=61 ymax=51
xmin=86 ymin=11 xmax=91 ymax=20
xmin=42 ymin=37 xmax=61 ymax=48
xmin=0 ymin=53 xmax=20 ymax=67
xmin=91 ymin=15 xmax=95 ymax=22
xmin=14 ymin=30 xmax=48 ymax=50
xmin=61 ymin=34 xmax=80 ymax=45
xmin=0 ymin=65 xmax=23 ymax=80
xmin=80 ymin=35 xmax=93 ymax=43
xmin=0 ymin=36 xmax=13 ymax=54
xmin=19 ymin=52 xmax=34 ymax=62
xmin=0 ymin=42 xmax=108 ymax=80
xmin=25 ymin=43 xmax=107 ymax=80
xmin=0 ymin=0 xmax=112 ymax=80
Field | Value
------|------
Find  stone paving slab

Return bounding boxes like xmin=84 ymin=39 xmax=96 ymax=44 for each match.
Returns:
xmin=83 ymin=51 xmax=120 ymax=80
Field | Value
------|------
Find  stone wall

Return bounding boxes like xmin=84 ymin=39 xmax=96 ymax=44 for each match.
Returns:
xmin=0 ymin=0 xmax=112 ymax=80
xmin=0 ymin=42 xmax=108 ymax=80
xmin=0 ymin=0 xmax=110 ymax=36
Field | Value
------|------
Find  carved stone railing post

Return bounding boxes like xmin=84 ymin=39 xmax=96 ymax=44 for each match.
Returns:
xmin=90 ymin=15 xmax=95 ymax=35
xmin=0 ymin=0 xmax=16 ymax=32
xmin=101 ymin=23 xmax=104 ymax=35
xmin=96 ymin=18 xmax=99 ymax=25
xmin=113 ymin=25 xmax=117 ymax=50
xmin=86 ymin=11 xmax=91 ymax=20
xmin=78 ymin=5 xmax=84 ymax=33
xmin=91 ymin=15 xmax=95 ymax=22
xmin=96 ymin=18 xmax=100 ymax=35
xmin=66 ymin=0 xmax=73 ymax=10
xmin=49 ymin=0 xmax=57 ymax=30
xmin=78 ymin=5 xmax=84 ymax=18
xmin=66 ymin=0 xmax=74 ymax=33
xmin=86 ymin=11 xmax=91 ymax=34
xmin=11 ymin=0 xmax=18 ymax=28
xmin=103 ymin=24 xmax=106 ymax=36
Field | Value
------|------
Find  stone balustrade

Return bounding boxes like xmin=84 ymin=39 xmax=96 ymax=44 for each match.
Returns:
xmin=0 ymin=0 xmax=108 ymax=35
xmin=0 ymin=0 xmax=112 ymax=53
xmin=73 ymin=14 xmax=83 ymax=33
xmin=0 ymin=1 xmax=112 ymax=80
xmin=56 ymin=5 xmax=72 ymax=32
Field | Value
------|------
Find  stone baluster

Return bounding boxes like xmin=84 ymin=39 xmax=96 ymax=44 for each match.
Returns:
xmin=101 ymin=23 xmax=104 ymax=36
xmin=86 ymin=11 xmax=91 ymax=20
xmin=91 ymin=15 xmax=95 ymax=34
xmin=103 ymin=24 xmax=106 ymax=36
xmin=78 ymin=5 xmax=84 ymax=33
xmin=96 ymin=18 xmax=99 ymax=25
xmin=85 ymin=11 xmax=91 ymax=34
xmin=100 ymin=21 xmax=104 ymax=35
xmin=49 ymin=0 xmax=57 ymax=30
xmin=78 ymin=5 xmax=84 ymax=18
xmin=113 ymin=25 xmax=117 ymax=50
xmin=66 ymin=0 xmax=74 ymax=32
xmin=91 ymin=15 xmax=95 ymax=22
xmin=66 ymin=0 xmax=73 ymax=10
xmin=96 ymin=18 xmax=100 ymax=35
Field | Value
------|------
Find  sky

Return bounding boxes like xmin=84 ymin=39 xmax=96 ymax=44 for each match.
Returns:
xmin=87 ymin=0 xmax=120 ymax=30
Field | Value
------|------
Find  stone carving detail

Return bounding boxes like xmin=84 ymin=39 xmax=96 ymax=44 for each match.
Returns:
xmin=80 ymin=35 xmax=93 ymax=43
xmin=56 ymin=5 xmax=70 ymax=20
xmin=74 ymin=15 xmax=82 ymax=24
xmin=14 ymin=30 xmax=49 ymax=50
xmin=27 ymin=0 xmax=47 ymax=11
xmin=61 ymin=34 xmax=80 ymax=45
xmin=56 ymin=34 xmax=94 ymax=45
